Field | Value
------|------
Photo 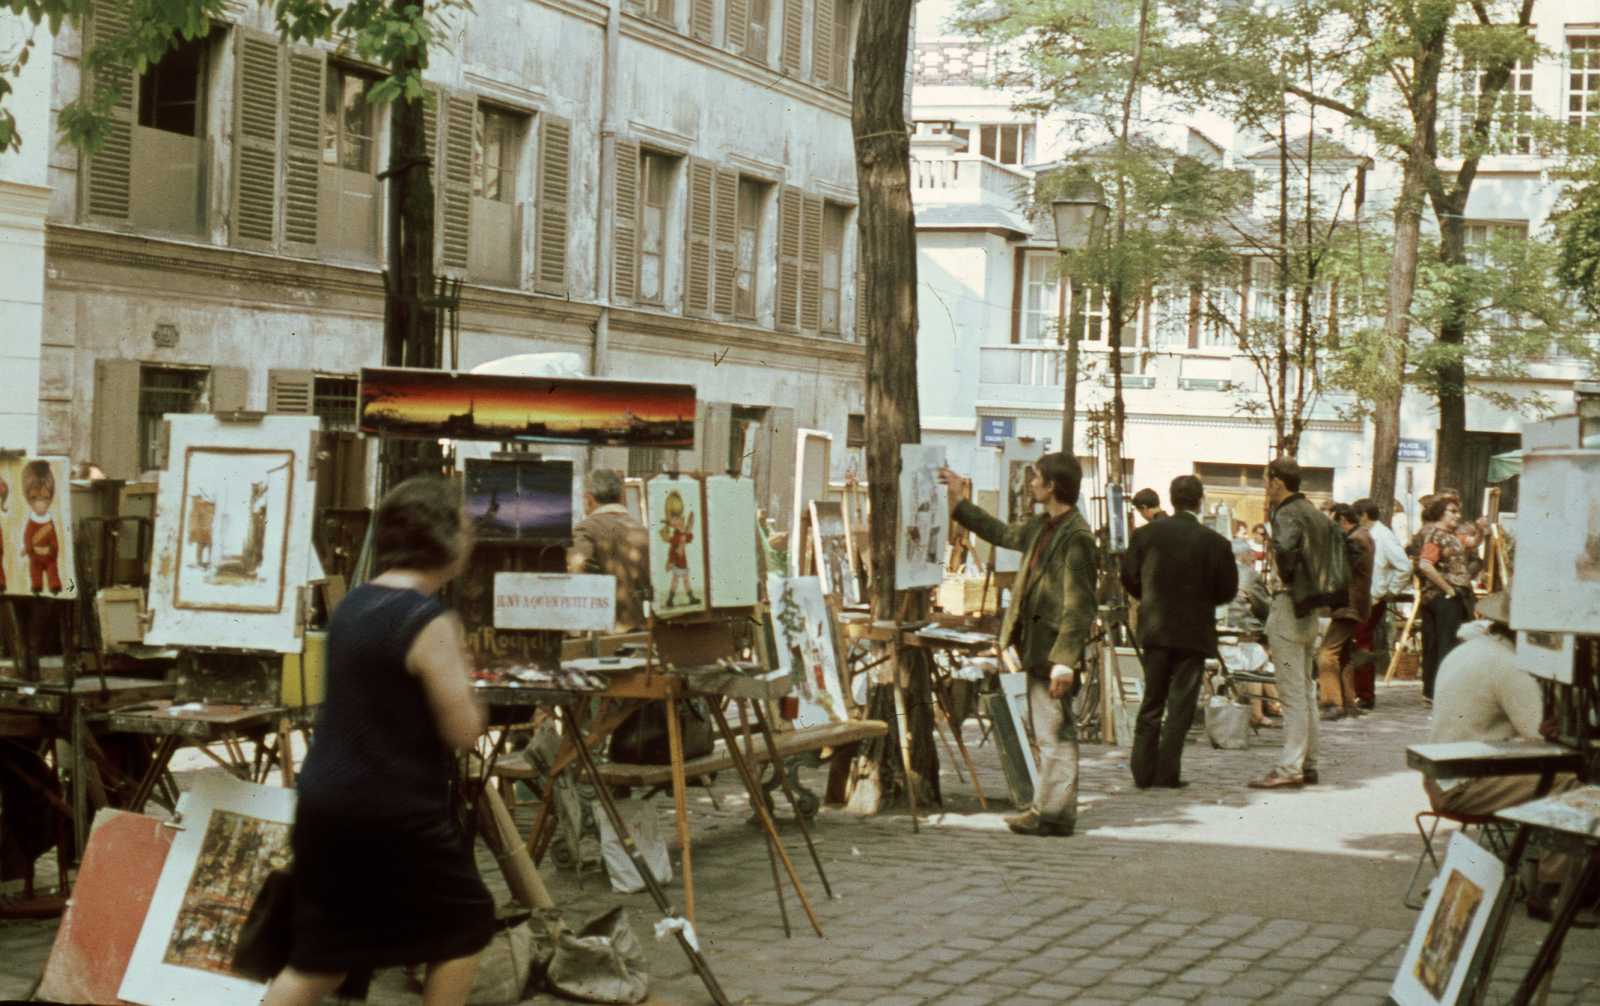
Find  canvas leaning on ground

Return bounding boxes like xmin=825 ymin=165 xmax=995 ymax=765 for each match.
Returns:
xmin=1392 ymin=832 xmax=1504 ymax=1006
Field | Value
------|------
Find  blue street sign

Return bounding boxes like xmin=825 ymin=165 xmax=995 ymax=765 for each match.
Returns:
xmin=980 ymin=417 xmax=1015 ymax=447
xmin=1398 ymin=438 xmax=1432 ymax=463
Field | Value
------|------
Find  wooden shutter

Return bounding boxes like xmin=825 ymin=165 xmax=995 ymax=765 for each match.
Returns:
xmin=781 ymin=0 xmax=805 ymax=76
xmin=855 ymin=262 xmax=867 ymax=342
xmin=612 ymin=138 xmax=639 ymax=302
xmin=685 ymin=159 xmax=714 ymax=316
xmin=713 ymin=169 xmax=739 ymax=317
xmin=800 ymin=194 xmax=823 ymax=331
xmin=777 ymin=186 xmax=803 ymax=330
xmin=92 ymin=358 xmax=142 ymax=482
xmin=232 ymin=30 xmax=282 ymax=247
xmin=690 ymin=0 xmax=714 ymax=42
xmin=534 ymin=113 xmax=571 ymax=296
xmin=439 ymin=91 xmax=476 ymax=272
xmin=726 ymin=0 xmax=748 ymax=53
xmin=268 ymin=370 xmax=316 ymax=414
xmin=766 ymin=406 xmax=796 ymax=521
xmin=812 ymin=0 xmax=834 ymax=86
xmin=83 ymin=0 xmax=134 ymax=221
xmin=697 ymin=401 xmax=732 ymax=474
xmin=209 ymin=366 xmax=250 ymax=413
xmin=283 ymin=48 xmax=324 ymax=251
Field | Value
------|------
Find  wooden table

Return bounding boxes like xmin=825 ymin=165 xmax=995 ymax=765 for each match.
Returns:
xmin=110 ymin=700 xmax=317 ymax=812
xmin=1405 ymin=739 xmax=1587 ymax=782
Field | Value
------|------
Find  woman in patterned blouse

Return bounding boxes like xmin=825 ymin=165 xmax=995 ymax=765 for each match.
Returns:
xmin=1415 ymin=496 xmax=1473 ymax=703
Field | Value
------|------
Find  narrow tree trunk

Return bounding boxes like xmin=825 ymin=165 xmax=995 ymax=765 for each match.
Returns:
xmin=852 ymin=0 xmax=937 ymax=810
xmin=384 ymin=29 xmax=437 ymax=369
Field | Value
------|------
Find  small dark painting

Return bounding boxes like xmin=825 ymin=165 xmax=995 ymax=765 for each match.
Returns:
xmin=464 ymin=459 xmax=574 ymax=543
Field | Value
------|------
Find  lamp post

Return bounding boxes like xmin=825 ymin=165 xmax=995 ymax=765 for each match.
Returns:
xmin=1052 ymin=181 xmax=1110 ymax=455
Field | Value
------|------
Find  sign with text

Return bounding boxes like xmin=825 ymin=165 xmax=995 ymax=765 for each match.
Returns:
xmin=493 ymin=573 xmax=616 ymax=631
xmin=980 ymin=417 xmax=1016 ymax=447
xmin=1398 ymin=438 xmax=1433 ymax=462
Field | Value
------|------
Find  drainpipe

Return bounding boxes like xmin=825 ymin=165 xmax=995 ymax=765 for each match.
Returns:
xmin=592 ymin=0 xmax=622 ymax=379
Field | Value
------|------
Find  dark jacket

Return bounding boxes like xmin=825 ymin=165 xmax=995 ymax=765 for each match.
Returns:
xmin=1270 ymin=493 xmax=1334 ymax=618
xmin=1119 ymin=510 xmax=1238 ymax=658
xmin=568 ymin=505 xmax=652 ymax=632
xmin=1333 ymin=525 xmax=1375 ymax=622
xmin=952 ymin=499 xmax=1098 ymax=678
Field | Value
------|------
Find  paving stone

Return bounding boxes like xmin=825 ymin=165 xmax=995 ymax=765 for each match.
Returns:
xmin=1127 ymin=996 xmax=1190 ymax=1006
xmin=1151 ymin=983 xmax=1209 ymax=1001
xmin=1176 ymin=969 xmax=1235 ymax=985
xmin=1278 ymin=935 xmax=1343 ymax=959
xmin=1161 ymin=909 xmax=1211 ymax=925
xmin=1195 ymin=997 xmax=1253 ymax=1006
xmin=1026 ymin=981 xmax=1086 ymax=999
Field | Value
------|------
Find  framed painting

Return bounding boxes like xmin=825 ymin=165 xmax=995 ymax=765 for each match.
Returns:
xmin=119 ymin=775 xmax=297 ymax=1006
xmin=809 ymin=500 xmax=860 ymax=605
xmin=766 ymin=575 xmax=847 ymax=727
xmin=1509 ymin=449 xmax=1600 ymax=633
xmin=359 ymin=367 xmax=696 ymax=447
xmin=898 ymin=444 xmax=948 ymax=589
xmin=646 ymin=476 xmax=708 ymax=619
xmin=703 ymin=475 xmax=760 ymax=609
xmin=0 ymin=455 xmax=78 ymax=599
xmin=145 ymin=415 xmax=318 ymax=653
xmin=1391 ymin=832 xmax=1504 ymax=1006
xmin=464 ymin=458 xmax=574 ymax=542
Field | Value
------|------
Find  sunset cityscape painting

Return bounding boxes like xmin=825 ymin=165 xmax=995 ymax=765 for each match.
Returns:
xmin=358 ymin=367 xmax=696 ymax=447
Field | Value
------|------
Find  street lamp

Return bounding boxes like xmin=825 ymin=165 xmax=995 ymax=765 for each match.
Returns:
xmin=1051 ymin=181 xmax=1110 ymax=454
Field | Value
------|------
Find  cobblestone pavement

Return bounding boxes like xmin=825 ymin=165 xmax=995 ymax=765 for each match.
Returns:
xmin=3 ymin=680 xmax=1597 ymax=1005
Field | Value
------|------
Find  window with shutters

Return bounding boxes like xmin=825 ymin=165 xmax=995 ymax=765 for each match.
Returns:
xmin=469 ymin=104 xmax=525 ymax=286
xmin=314 ymin=376 xmax=361 ymax=432
xmin=735 ymin=177 xmax=768 ymax=321
xmin=533 ymin=114 xmax=573 ymax=295
xmin=640 ymin=152 xmax=677 ymax=305
xmin=85 ymin=22 xmax=214 ymax=235
xmin=139 ymin=366 xmax=208 ymax=473
xmin=747 ymin=0 xmax=771 ymax=63
xmin=321 ymin=66 xmax=381 ymax=260
xmin=648 ymin=0 xmax=674 ymax=22
xmin=830 ymin=0 xmax=852 ymax=91
xmin=820 ymin=202 xmax=848 ymax=335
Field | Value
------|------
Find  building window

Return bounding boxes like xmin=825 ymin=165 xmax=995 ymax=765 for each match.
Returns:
xmin=648 ymin=0 xmax=674 ymax=21
xmin=313 ymin=376 xmax=360 ymax=432
xmin=748 ymin=0 xmax=771 ymax=62
xmin=628 ymin=446 xmax=668 ymax=476
xmin=1066 ymin=280 xmax=1105 ymax=342
xmin=736 ymin=177 xmax=767 ymax=320
xmin=1021 ymin=251 xmax=1061 ymax=342
xmin=467 ymin=105 xmax=524 ymax=285
xmin=831 ymin=0 xmax=852 ymax=92
xmin=139 ymin=366 xmax=208 ymax=472
xmin=475 ymin=108 xmax=518 ymax=202
xmin=324 ymin=70 xmax=376 ymax=172
xmin=978 ymin=123 xmax=1031 ymax=165
xmin=1248 ymin=258 xmax=1279 ymax=322
xmin=138 ymin=35 xmax=206 ymax=136
xmin=640 ymin=152 xmax=675 ymax=305
xmin=1568 ymin=34 xmax=1600 ymax=129
xmin=1461 ymin=49 xmax=1534 ymax=154
xmin=821 ymin=203 xmax=848 ymax=334
xmin=846 ymin=413 xmax=866 ymax=449
xmin=321 ymin=66 xmax=381 ymax=259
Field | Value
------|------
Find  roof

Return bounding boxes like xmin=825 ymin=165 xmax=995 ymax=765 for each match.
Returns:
xmin=915 ymin=203 xmax=1034 ymax=237
xmin=1241 ymin=132 xmax=1374 ymax=169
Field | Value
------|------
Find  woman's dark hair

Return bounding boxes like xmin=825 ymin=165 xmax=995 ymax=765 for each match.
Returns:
xmin=1421 ymin=496 xmax=1457 ymax=523
xmin=1266 ymin=456 xmax=1301 ymax=493
xmin=375 ymin=475 xmax=467 ymax=572
xmin=1036 ymin=452 xmax=1082 ymax=506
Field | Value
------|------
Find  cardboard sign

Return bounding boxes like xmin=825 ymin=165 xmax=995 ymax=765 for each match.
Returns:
xmin=493 ymin=573 xmax=616 ymax=631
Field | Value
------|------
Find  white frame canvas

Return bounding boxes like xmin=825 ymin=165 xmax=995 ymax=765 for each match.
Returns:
xmin=1392 ymin=832 xmax=1504 ymax=1006
xmin=0 ymin=455 xmax=78 ymax=599
xmin=898 ymin=444 xmax=948 ymax=589
xmin=704 ymin=475 xmax=760 ymax=608
xmin=789 ymin=429 xmax=832 ymax=576
xmin=1515 ymin=630 xmax=1575 ymax=685
xmin=120 ymin=774 xmax=297 ymax=1006
xmin=810 ymin=500 xmax=860 ymax=605
xmin=766 ymin=575 xmax=847 ymax=727
xmin=646 ymin=475 xmax=708 ymax=619
xmin=1509 ymin=449 xmax=1600 ymax=633
xmin=146 ymin=415 xmax=319 ymax=653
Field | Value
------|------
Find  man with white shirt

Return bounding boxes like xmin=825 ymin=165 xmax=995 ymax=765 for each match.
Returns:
xmin=1352 ymin=497 xmax=1410 ymax=709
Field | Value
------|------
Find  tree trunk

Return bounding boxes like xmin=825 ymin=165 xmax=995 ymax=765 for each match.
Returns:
xmin=384 ymin=33 xmax=437 ymax=369
xmin=852 ymin=0 xmax=937 ymax=811
xmin=1369 ymin=21 xmax=1447 ymax=521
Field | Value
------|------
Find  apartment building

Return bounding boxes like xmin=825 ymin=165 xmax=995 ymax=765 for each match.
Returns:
xmin=3 ymin=0 xmax=866 ymax=519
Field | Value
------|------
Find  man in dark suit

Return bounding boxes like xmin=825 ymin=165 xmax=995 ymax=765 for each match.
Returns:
xmin=940 ymin=453 xmax=1098 ymax=836
xmin=1120 ymin=474 xmax=1238 ymax=789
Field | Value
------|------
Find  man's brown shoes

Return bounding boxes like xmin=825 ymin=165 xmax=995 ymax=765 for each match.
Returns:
xmin=1247 ymin=769 xmax=1304 ymax=789
xmin=1005 ymin=811 xmax=1075 ymax=837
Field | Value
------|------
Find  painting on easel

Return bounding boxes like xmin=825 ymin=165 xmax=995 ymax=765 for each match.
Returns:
xmin=703 ymin=475 xmax=760 ymax=608
xmin=898 ymin=444 xmax=948 ymax=589
xmin=766 ymin=575 xmax=847 ymax=727
xmin=464 ymin=458 xmax=574 ymax=542
xmin=809 ymin=501 xmax=860 ymax=605
xmin=174 ymin=449 xmax=295 ymax=612
xmin=646 ymin=476 xmax=708 ymax=619
xmin=0 ymin=455 xmax=77 ymax=599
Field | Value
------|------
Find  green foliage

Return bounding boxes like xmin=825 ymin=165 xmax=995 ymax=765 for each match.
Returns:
xmin=1556 ymin=158 xmax=1600 ymax=314
xmin=0 ymin=0 xmax=463 ymax=154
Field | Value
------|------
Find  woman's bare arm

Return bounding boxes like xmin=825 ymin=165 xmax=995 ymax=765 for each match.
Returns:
xmin=406 ymin=613 xmax=486 ymax=751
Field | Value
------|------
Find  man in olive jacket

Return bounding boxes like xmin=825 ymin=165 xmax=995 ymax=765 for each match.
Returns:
xmin=939 ymin=453 xmax=1098 ymax=837
xmin=1120 ymin=475 xmax=1238 ymax=789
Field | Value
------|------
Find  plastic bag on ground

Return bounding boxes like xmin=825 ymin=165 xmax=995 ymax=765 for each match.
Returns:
xmin=597 ymin=797 xmax=671 ymax=894
xmin=1205 ymin=696 xmax=1251 ymax=750
xmin=547 ymin=907 xmax=651 ymax=1004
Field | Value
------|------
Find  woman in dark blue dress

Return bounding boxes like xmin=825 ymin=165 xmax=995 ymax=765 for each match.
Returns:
xmin=263 ymin=476 xmax=493 ymax=1006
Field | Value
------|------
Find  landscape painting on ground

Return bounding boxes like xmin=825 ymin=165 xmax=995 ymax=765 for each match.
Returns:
xmin=162 ymin=810 xmax=291 ymax=975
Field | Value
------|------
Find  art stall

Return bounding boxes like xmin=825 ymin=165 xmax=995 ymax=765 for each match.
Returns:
xmin=1393 ymin=399 xmax=1600 ymax=1006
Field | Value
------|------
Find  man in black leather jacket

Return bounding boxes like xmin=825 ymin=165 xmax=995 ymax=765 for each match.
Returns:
xmin=1248 ymin=457 xmax=1332 ymax=789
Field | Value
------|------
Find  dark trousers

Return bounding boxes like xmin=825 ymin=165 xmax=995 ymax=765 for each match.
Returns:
xmin=1420 ymin=594 xmax=1467 ymax=700
xmin=1130 ymin=645 xmax=1207 ymax=788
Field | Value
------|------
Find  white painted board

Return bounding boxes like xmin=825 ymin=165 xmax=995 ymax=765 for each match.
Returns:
xmin=704 ymin=475 xmax=760 ymax=608
xmin=898 ymin=443 xmax=949 ymax=589
xmin=1509 ymin=449 xmax=1600 ymax=633
xmin=494 ymin=573 xmax=616 ymax=631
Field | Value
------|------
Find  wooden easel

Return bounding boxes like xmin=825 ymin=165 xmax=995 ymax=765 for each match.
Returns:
xmin=1384 ymin=576 xmax=1423 ymax=684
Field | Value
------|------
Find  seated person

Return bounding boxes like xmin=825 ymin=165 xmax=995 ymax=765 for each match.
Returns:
xmin=1426 ymin=592 xmax=1585 ymax=920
